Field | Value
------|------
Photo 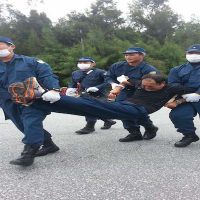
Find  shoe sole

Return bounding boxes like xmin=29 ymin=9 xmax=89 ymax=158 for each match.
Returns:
xmin=174 ymin=138 xmax=199 ymax=147
xmin=75 ymin=130 xmax=95 ymax=134
xmin=35 ymin=148 xmax=60 ymax=157
xmin=119 ymin=138 xmax=143 ymax=142
xmin=9 ymin=160 xmax=34 ymax=166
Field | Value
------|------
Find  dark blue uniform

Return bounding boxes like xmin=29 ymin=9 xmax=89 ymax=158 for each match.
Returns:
xmin=105 ymin=61 xmax=159 ymax=129
xmin=168 ymin=62 xmax=200 ymax=136
xmin=0 ymin=54 xmax=60 ymax=145
xmin=69 ymin=68 xmax=107 ymax=94
xmin=68 ymin=68 xmax=108 ymax=123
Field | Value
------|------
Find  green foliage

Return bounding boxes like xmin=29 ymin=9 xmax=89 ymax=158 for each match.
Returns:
xmin=128 ymin=0 xmax=180 ymax=44
xmin=0 ymin=0 xmax=200 ymax=84
xmin=173 ymin=21 xmax=200 ymax=48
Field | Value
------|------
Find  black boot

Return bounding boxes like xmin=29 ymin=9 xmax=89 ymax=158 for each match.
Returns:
xmin=35 ymin=139 xmax=60 ymax=157
xmin=75 ymin=121 xmax=95 ymax=134
xmin=101 ymin=119 xmax=116 ymax=130
xmin=143 ymin=125 xmax=158 ymax=140
xmin=119 ymin=128 xmax=143 ymax=142
xmin=10 ymin=144 xmax=40 ymax=166
xmin=174 ymin=134 xmax=199 ymax=147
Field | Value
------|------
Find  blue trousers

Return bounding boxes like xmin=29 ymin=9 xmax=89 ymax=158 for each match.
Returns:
xmin=33 ymin=96 xmax=150 ymax=127
xmin=82 ymin=93 xmax=113 ymax=124
xmin=85 ymin=116 xmax=97 ymax=123
xmin=116 ymin=88 xmax=153 ymax=129
xmin=169 ymin=102 xmax=200 ymax=136
xmin=1 ymin=100 xmax=52 ymax=145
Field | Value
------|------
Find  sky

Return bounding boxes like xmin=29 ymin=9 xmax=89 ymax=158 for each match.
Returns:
xmin=6 ymin=0 xmax=200 ymax=23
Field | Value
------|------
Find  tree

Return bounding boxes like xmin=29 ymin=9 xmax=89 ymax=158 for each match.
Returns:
xmin=53 ymin=12 xmax=90 ymax=47
xmin=89 ymin=0 xmax=124 ymax=38
xmin=128 ymin=0 xmax=180 ymax=44
xmin=173 ymin=19 xmax=200 ymax=49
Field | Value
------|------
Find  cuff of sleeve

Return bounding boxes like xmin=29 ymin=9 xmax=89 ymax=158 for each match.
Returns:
xmin=118 ymin=84 xmax=125 ymax=89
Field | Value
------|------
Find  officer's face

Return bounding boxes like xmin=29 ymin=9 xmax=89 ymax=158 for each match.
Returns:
xmin=141 ymin=78 xmax=165 ymax=91
xmin=0 ymin=42 xmax=14 ymax=50
xmin=79 ymin=61 xmax=96 ymax=67
xmin=77 ymin=61 xmax=96 ymax=71
xmin=0 ymin=42 xmax=15 ymax=60
xmin=124 ymin=53 xmax=144 ymax=66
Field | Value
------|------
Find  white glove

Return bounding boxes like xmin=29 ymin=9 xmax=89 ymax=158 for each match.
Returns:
xmin=117 ymin=75 xmax=129 ymax=83
xmin=182 ymin=93 xmax=200 ymax=102
xmin=111 ymin=83 xmax=124 ymax=89
xmin=86 ymin=87 xmax=99 ymax=93
xmin=66 ymin=88 xmax=77 ymax=96
xmin=42 ymin=91 xmax=60 ymax=103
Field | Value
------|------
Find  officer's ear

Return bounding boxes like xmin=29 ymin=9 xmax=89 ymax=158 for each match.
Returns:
xmin=91 ymin=62 xmax=96 ymax=67
xmin=160 ymin=81 xmax=166 ymax=88
xmin=9 ymin=45 xmax=15 ymax=51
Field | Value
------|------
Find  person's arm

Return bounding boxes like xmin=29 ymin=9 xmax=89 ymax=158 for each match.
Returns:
xmin=104 ymin=64 xmax=125 ymax=96
xmin=92 ymin=70 xmax=108 ymax=90
xmin=65 ymin=72 xmax=78 ymax=96
xmin=34 ymin=59 xmax=60 ymax=89
xmin=168 ymin=66 xmax=200 ymax=102
xmin=104 ymin=64 xmax=118 ymax=85
xmin=164 ymin=96 xmax=186 ymax=109
xmin=33 ymin=59 xmax=61 ymax=103
xmin=164 ymin=84 xmax=196 ymax=109
xmin=68 ymin=72 xmax=78 ymax=88
xmin=168 ymin=67 xmax=182 ymax=85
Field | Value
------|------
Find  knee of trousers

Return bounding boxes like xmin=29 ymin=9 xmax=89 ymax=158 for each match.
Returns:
xmin=169 ymin=109 xmax=188 ymax=122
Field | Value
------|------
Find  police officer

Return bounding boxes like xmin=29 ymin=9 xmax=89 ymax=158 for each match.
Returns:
xmin=66 ymin=57 xmax=116 ymax=134
xmin=105 ymin=47 xmax=160 ymax=142
xmin=168 ymin=44 xmax=200 ymax=147
xmin=0 ymin=36 xmax=60 ymax=166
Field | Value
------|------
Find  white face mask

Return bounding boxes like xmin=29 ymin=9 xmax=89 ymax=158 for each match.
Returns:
xmin=77 ymin=63 xmax=91 ymax=70
xmin=186 ymin=54 xmax=200 ymax=63
xmin=0 ymin=49 xmax=11 ymax=58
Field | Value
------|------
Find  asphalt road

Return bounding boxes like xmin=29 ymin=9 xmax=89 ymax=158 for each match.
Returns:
xmin=0 ymin=107 xmax=200 ymax=200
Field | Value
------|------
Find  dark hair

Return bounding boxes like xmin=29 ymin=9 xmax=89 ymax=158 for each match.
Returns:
xmin=142 ymin=74 xmax=167 ymax=84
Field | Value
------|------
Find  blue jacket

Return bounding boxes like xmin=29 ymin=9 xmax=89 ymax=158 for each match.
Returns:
xmin=105 ymin=61 xmax=159 ymax=89
xmin=69 ymin=68 xmax=108 ymax=93
xmin=0 ymin=54 xmax=60 ymax=102
xmin=168 ymin=62 xmax=200 ymax=94
xmin=0 ymin=54 xmax=60 ymax=120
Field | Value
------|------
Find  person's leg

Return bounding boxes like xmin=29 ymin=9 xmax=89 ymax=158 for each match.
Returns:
xmin=119 ymin=119 xmax=142 ymax=142
xmin=41 ymin=96 xmax=151 ymax=143
xmin=75 ymin=116 xmax=97 ymax=134
xmin=1 ymin=100 xmax=24 ymax=132
xmin=2 ymin=100 xmax=59 ymax=157
xmin=101 ymin=119 xmax=116 ymax=129
xmin=9 ymin=106 xmax=55 ymax=166
xmin=119 ymin=116 xmax=158 ymax=142
xmin=35 ymin=129 xmax=59 ymax=157
xmin=116 ymin=89 xmax=158 ymax=139
xmin=20 ymin=106 xmax=48 ymax=145
xmin=169 ymin=103 xmax=199 ymax=147
xmin=138 ymin=118 xmax=158 ymax=140
xmin=35 ymin=96 xmax=149 ymax=122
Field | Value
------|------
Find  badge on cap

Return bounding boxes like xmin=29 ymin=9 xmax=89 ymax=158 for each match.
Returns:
xmin=37 ymin=59 xmax=45 ymax=64
xmin=149 ymin=71 xmax=157 ymax=74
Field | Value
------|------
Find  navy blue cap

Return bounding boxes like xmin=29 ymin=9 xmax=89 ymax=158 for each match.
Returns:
xmin=123 ymin=47 xmax=146 ymax=54
xmin=77 ymin=57 xmax=95 ymax=63
xmin=0 ymin=36 xmax=14 ymax=45
xmin=186 ymin=44 xmax=200 ymax=53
